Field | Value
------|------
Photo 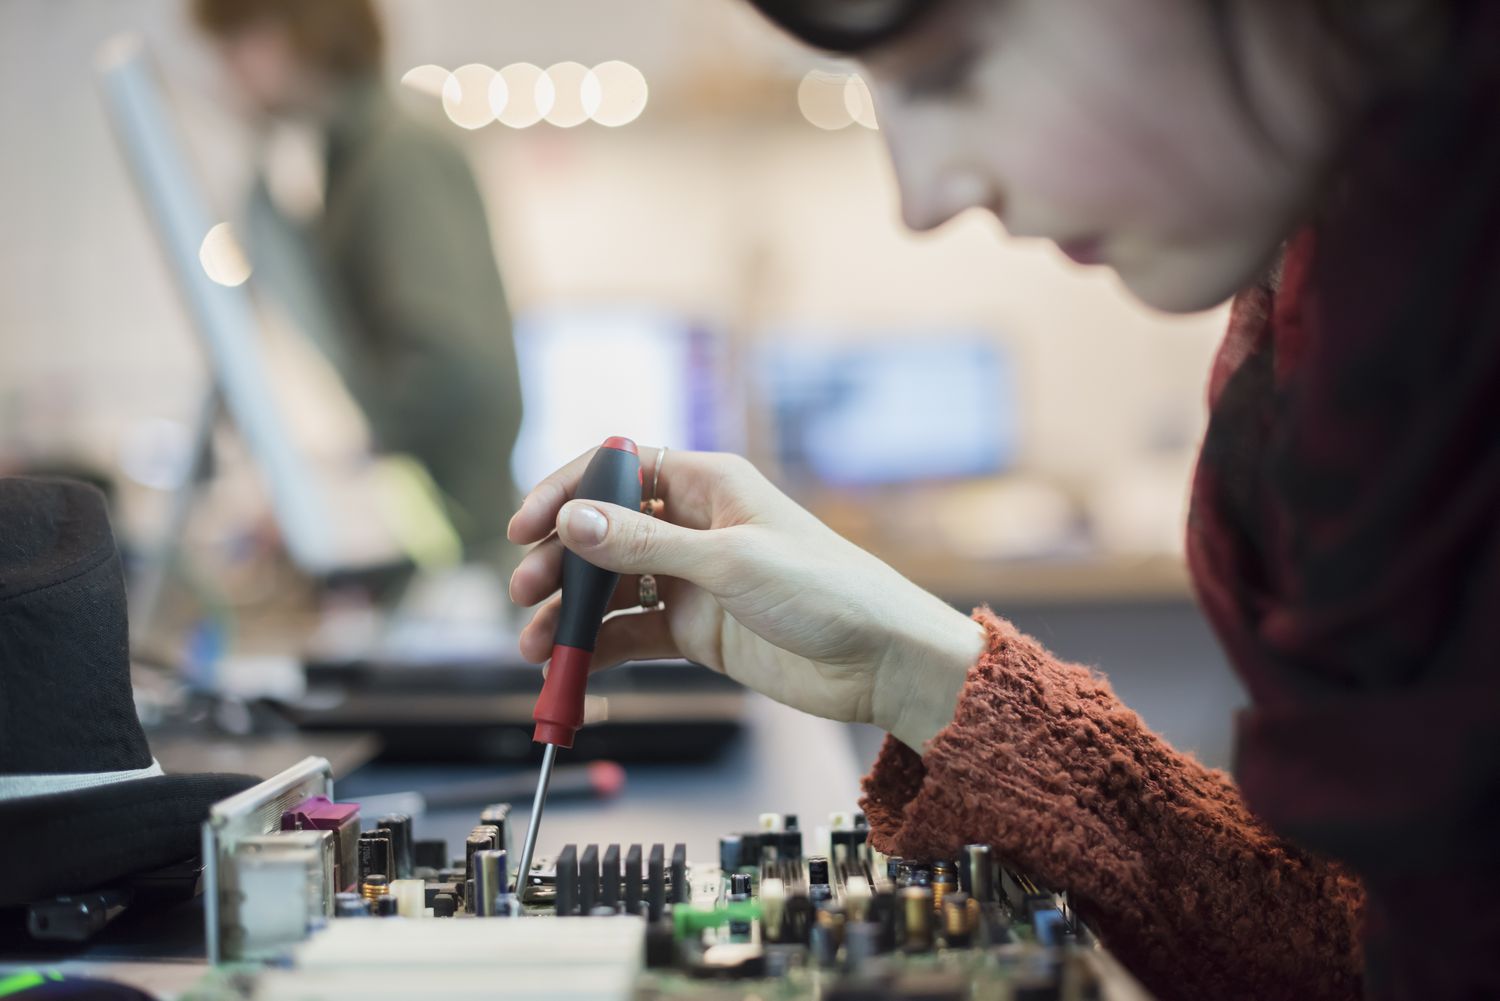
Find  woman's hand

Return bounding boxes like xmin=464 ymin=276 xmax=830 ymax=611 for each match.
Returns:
xmin=507 ymin=448 xmax=985 ymax=751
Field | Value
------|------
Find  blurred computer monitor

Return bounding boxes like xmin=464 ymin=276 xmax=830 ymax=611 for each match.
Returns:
xmin=510 ymin=305 xmax=733 ymax=490
xmin=758 ymin=334 xmax=1018 ymax=486
xmin=97 ymin=36 xmax=405 ymax=577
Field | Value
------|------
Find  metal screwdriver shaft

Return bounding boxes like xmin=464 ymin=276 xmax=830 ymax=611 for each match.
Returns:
xmin=516 ymin=436 xmax=642 ymax=907
xmin=513 ymin=742 xmax=557 ymax=903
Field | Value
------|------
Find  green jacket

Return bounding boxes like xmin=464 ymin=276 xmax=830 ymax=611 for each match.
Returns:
xmin=255 ymin=80 xmax=523 ymax=564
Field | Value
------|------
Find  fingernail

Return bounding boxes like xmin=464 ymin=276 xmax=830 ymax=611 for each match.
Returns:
xmin=561 ymin=502 xmax=607 ymax=545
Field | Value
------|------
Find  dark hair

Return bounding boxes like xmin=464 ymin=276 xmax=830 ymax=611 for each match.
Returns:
xmin=744 ymin=0 xmax=1452 ymax=93
xmin=191 ymin=0 xmax=384 ymax=79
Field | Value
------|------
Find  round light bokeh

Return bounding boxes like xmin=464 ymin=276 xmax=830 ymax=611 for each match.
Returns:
xmin=400 ymin=64 xmax=449 ymax=99
xmin=442 ymin=63 xmax=497 ymax=129
xmin=199 ymin=222 xmax=252 ymax=287
xmin=492 ymin=63 xmax=549 ymax=128
xmin=843 ymin=74 xmax=878 ymax=130
xmin=542 ymin=62 xmax=592 ymax=128
xmin=798 ymin=71 xmax=854 ymax=130
xmin=584 ymin=61 xmax=649 ymax=127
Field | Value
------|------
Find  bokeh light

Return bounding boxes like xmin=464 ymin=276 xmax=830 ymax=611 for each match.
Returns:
xmin=584 ymin=61 xmax=649 ymax=127
xmin=542 ymin=61 xmax=591 ymax=128
xmin=198 ymin=222 xmax=251 ymax=287
xmin=843 ymin=74 xmax=879 ymax=130
xmin=798 ymin=71 xmax=854 ymax=130
xmin=400 ymin=64 xmax=449 ymax=99
xmin=493 ymin=63 xmax=548 ymax=128
xmin=442 ymin=63 xmax=497 ymax=129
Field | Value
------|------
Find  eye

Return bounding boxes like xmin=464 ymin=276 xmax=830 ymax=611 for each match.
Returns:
xmin=902 ymin=40 xmax=982 ymax=100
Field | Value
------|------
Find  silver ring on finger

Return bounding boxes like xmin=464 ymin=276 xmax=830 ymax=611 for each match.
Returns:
xmin=638 ymin=573 xmax=660 ymax=609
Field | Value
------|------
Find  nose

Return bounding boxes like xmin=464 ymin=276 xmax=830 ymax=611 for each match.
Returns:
xmin=897 ymin=168 xmax=996 ymax=232
xmin=882 ymin=121 xmax=998 ymax=232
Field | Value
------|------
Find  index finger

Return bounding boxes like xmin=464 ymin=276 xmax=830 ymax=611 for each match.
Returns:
xmin=507 ymin=444 xmax=667 ymax=545
xmin=507 ymin=446 xmax=598 ymax=545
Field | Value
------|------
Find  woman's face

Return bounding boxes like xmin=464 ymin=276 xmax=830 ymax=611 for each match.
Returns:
xmin=860 ymin=0 xmax=1340 ymax=312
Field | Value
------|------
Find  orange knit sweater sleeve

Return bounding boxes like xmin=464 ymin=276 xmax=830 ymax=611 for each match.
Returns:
xmin=860 ymin=607 xmax=1366 ymax=1001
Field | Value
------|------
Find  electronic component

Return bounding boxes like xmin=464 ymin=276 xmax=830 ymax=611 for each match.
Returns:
xmin=580 ymin=844 xmax=600 ymax=914
xmin=671 ymin=844 xmax=688 ymax=904
xmin=281 ymin=796 xmax=360 ymax=891
xmin=413 ymin=839 xmax=447 ymax=872
xmin=390 ymin=879 xmax=426 ymax=919
xmin=376 ymin=814 xmax=414 ymax=880
xmin=357 ymin=830 xmax=393 ymax=886
xmin=473 ymin=850 xmax=507 ymax=917
xmin=624 ymin=844 xmax=643 ymax=916
xmin=647 ymin=844 xmax=666 ymax=921
xmin=556 ymin=845 xmax=579 ymax=916
xmin=227 ymin=830 xmax=335 ymax=957
xmin=478 ymin=803 xmax=514 ymax=861
xmin=602 ymin=844 xmax=621 ymax=909
xmin=199 ymin=782 xmax=1137 ymax=1000
xmin=901 ymin=886 xmax=933 ymax=952
xmin=961 ymin=843 xmax=993 ymax=902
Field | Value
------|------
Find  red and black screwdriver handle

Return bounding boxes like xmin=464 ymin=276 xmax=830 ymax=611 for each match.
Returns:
xmin=532 ymin=436 xmax=642 ymax=748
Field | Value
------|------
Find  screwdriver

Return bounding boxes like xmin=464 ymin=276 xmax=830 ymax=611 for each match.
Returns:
xmin=514 ymin=437 xmax=642 ymax=903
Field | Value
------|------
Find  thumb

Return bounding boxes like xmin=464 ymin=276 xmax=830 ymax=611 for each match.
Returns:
xmin=557 ymin=500 xmax=727 ymax=586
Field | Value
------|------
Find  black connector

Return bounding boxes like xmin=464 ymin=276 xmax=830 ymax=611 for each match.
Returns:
xmin=602 ymin=844 xmax=621 ymax=908
xmin=556 ymin=845 xmax=578 ymax=916
xmin=624 ymin=844 xmax=643 ymax=915
xmin=580 ymin=844 xmax=599 ymax=913
xmin=647 ymin=844 xmax=666 ymax=920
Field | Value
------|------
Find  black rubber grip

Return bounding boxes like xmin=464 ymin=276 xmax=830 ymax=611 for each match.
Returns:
xmin=554 ymin=445 xmax=642 ymax=652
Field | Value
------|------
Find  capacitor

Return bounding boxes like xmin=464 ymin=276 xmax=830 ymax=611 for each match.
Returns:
xmin=478 ymin=803 xmax=512 ymax=854
xmin=931 ymin=860 xmax=957 ymax=913
xmin=374 ymin=895 xmax=399 ymax=917
xmin=726 ymin=872 xmax=752 ymax=940
xmin=941 ymin=891 xmax=973 ymax=946
xmin=431 ymin=891 xmax=457 ymax=918
xmin=376 ymin=814 xmax=413 ymax=880
xmin=844 ymin=920 xmax=883 ymax=971
xmin=335 ymin=892 xmax=370 ymax=917
xmin=807 ymin=856 xmax=830 ymax=886
xmin=357 ymin=831 xmax=393 ymax=884
xmin=718 ymin=834 xmax=744 ymax=876
xmin=900 ymin=886 xmax=933 ymax=952
xmin=961 ymin=844 xmax=994 ymax=903
xmin=556 ymin=844 xmax=579 ymax=916
xmin=474 ymin=849 xmax=508 ymax=917
xmin=810 ymin=923 xmax=839 ymax=968
xmin=465 ymin=827 xmax=500 ymax=909
xmin=360 ymin=874 xmax=389 ymax=903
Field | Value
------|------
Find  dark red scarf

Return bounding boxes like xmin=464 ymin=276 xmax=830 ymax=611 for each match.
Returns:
xmin=1185 ymin=6 xmax=1500 ymax=995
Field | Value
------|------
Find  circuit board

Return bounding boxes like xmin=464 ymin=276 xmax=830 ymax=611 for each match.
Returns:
xmin=186 ymin=757 xmax=1148 ymax=1000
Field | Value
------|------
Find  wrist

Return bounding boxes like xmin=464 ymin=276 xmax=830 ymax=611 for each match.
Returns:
xmin=873 ymin=602 xmax=987 ymax=753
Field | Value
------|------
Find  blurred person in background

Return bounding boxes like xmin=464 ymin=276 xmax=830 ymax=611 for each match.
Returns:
xmin=192 ymin=0 xmax=522 ymax=569
xmin=511 ymin=1 xmax=1500 ymax=999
